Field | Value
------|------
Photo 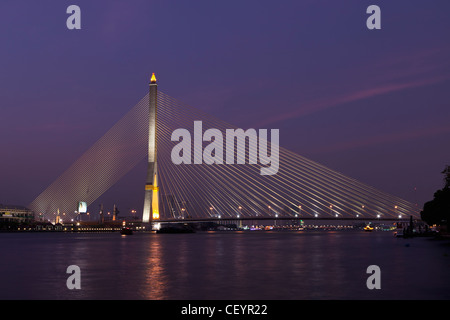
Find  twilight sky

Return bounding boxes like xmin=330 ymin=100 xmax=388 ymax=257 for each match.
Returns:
xmin=1 ymin=1 xmax=449 ymax=215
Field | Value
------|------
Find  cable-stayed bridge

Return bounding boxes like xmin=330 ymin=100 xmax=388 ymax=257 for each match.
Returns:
xmin=29 ymin=76 xmax=421 ymax=224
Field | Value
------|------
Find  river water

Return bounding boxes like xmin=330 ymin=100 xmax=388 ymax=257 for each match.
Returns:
xmin=0 ymin=230 xmax=449 ymax=300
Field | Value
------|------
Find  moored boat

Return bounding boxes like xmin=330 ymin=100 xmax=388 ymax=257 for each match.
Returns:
xmin=156 ymin=224 xmax=195 ymax=234
xmin=120 ymin=227 xmax=133 ymax=235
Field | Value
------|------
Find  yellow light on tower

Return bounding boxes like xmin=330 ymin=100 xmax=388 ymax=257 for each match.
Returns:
xmin=150 ymin=73 xmax=157 ymax=83
xmin=152 ymin=173 xmax=159 ymax=220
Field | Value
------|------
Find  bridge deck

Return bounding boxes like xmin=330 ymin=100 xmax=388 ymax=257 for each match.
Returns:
xmin=155 ymin=216 xmax=411 ymax=223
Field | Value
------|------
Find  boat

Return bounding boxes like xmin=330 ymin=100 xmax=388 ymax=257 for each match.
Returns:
xmin=120 ymin=227 xmax=133 ymax=235
xmin=394 ymin=229 xmax=404 ymax=238
xmin=156 ymin=224 xmax=195 ymax=234
xmin=394 ymin=222 xmax=404 ymax=237
xmin=364 ymin=224 xmax=374 ymax=232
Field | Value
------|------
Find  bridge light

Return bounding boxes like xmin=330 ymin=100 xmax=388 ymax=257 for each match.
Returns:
xmin=150 ymin=73 xmax=157 ymax=83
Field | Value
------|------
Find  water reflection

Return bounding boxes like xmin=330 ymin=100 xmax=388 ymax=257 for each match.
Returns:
xmin=142 ymin=235 xmax=167 ymax=299
xmin=0 ymin=231 xmax=449 ymax=299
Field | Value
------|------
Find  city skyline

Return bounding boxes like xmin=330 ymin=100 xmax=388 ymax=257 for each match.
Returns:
xmin=1 ymin=1 xmax=450 ymax=215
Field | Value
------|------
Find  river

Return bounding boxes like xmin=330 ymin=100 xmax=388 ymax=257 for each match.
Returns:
xmin=0 ymin=230 xmax=449 ymax=300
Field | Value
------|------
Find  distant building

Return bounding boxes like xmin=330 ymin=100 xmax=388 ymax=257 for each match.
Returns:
xmin=0 ymin=204 xmax=34 ymax=225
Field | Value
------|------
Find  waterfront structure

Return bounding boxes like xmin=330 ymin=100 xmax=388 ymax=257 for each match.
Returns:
xmin=0 ymin=204 xmax=34 ymax=225
xmin=142 ymin=73 xmax=160 ymax=223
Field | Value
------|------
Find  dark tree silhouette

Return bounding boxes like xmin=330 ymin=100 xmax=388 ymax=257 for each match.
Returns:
xmin=420 ymin=165 xmax=450 ymax=229
xmin=443 ymin=165 xmax=450 ymax=189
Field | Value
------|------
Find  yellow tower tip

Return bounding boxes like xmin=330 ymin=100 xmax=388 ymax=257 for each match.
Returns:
xmin=150 ymin=73 xmax=157 ymax=83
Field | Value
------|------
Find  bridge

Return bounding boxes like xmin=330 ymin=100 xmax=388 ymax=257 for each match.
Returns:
xmin=28 ymin=74 xmax=421 ymax=226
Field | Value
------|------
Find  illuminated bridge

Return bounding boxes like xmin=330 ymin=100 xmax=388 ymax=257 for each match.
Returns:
xmin=29 ymin=75 xmax=421 ymax=225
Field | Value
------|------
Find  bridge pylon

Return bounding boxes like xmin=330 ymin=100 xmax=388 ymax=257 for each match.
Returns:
xmin=142 ymin=73 xmax=159 ymax=223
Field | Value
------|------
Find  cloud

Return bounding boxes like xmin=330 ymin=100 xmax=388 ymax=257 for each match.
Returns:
xmin=256 ymin=73 xmax=450 ymax=128
xmin=309 ymin=125 xmax=450 ymax=155
xmin=253 ymin=46 xmax=450 ymax=128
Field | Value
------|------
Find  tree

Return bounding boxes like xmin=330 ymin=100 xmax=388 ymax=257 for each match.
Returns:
xmin=420 ymin=166 xmax=450 ymax=228
xmin=442 ymin=165 xmax=450 ymax=189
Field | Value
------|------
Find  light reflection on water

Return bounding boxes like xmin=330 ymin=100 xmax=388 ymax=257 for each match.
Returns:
xmin=0 ymin=231 xmax=449 ymax=299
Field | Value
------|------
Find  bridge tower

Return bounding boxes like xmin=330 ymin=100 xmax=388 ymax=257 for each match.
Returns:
xmin=142 ymin=73 xmax=159 ymax=223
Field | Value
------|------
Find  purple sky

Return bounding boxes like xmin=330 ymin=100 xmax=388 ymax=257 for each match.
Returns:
xmin=1 ymin=1 xmax=450 ymax=214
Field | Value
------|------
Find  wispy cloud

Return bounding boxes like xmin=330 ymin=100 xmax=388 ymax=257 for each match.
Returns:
xmin=254 ymin=47 xmax=450 ymax=127
xmin=256 ymin=73 xmax=450 ymax=127
xmin=309 ymin=124 xmax=450 ymax=155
